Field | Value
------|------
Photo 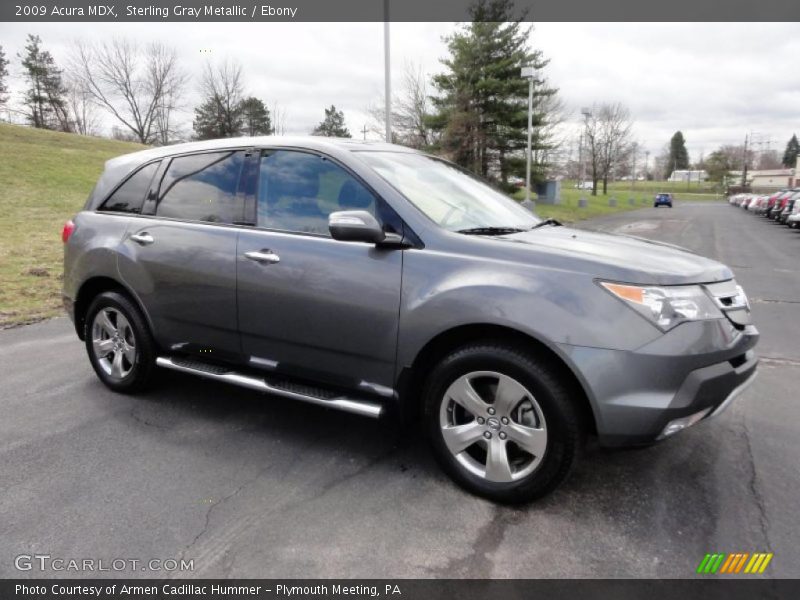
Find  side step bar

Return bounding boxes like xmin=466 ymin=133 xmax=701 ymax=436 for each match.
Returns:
xmin=156 ymin=356 xmax=383 ymax=419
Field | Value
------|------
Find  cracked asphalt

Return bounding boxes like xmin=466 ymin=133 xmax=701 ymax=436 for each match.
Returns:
xmin=1 ymin=200 xmax=798 ymax=578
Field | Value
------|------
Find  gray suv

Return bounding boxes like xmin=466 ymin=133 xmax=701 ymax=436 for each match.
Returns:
xmin=63 ymin=137 xmax=758 ymax=502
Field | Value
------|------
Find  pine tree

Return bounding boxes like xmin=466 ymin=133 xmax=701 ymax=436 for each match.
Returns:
xmin=782 ymin=134 xmax=799 ymax=168
xmin=312 ymin=105 xmax=351 ymax=137
xmin=193 ymin=93 xmax=245 ymax=140
xmin=0 ymin=45 xmax=9 ymax=111
xmin=239 ymin=97 xmax=273 ymax=136
xmin=19 ymin=35 xmax=70 ymax=131
xmin=430 ymin=0 xmax=558 ymax=185
xmin=668 ymin=131 xmax=690 ymax=174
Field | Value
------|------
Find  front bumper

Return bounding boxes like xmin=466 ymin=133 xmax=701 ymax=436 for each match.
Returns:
xmin=558 ymin=319 xmax=759 ymax=446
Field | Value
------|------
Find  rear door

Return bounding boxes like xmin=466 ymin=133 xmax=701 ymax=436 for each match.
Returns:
xmin=235 ymin=149 xmax=404 ymax=392
xmin=117 ymin=149 xmax=247 ymax=360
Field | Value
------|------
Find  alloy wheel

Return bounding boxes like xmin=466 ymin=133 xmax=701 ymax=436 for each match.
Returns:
xmin=91 ymin=308 xmax=137 ymax=380
xmin=439 ymin=371 xmax=547 ymax=483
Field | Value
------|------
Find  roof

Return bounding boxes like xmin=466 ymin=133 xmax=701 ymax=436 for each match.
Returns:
xmin=105 ymin=135 xmax=416 ymax=171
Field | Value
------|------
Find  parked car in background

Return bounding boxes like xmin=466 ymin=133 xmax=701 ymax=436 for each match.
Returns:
xmin=575 ymin=181 xmax=594 ymax=190
xmin=61 ymin=137 xmax=759 ymax=503
xmin=778 ymin=193 xmax=799 ymax=224
xmin=654 ymin=193 xmax=673 ymax=208
xmin=787 ymin=199 xmax=800 ymax=229
xmin=766 ymin=191 xmax=791 ymax=219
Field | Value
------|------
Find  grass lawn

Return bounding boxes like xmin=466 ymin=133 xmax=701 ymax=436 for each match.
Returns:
xmin=514 ymin=181 xmax=722 ymax=222
xmin=0 ymin=123 xmax=144 ymax=327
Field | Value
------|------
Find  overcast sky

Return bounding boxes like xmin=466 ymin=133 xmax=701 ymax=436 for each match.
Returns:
xmin=1 ymin=22 xmax=797 ymax=161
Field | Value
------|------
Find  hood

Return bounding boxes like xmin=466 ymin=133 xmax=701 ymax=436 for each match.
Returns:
xmin=497 ymin=225 xmax=733 ymax=285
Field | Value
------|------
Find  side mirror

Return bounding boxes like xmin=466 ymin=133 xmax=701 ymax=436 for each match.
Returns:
xmin=329 ymin=210 xmax=386 ymax=244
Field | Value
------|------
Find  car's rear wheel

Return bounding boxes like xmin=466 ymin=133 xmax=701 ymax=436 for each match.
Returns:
xmin=84 ymin=291 xmax=156 ymax=393
xmin=423 ymin=344 xmax=583 ymax=503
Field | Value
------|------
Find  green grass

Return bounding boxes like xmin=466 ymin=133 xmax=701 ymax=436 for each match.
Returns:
xmin=514 ymin=181 xmax=722 ymax=223
xmin=0 ymin=123 xmax=144 ymax=327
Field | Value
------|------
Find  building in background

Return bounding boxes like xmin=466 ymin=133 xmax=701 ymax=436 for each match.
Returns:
xmin=668 ymin=169 xmax=708 ymax=183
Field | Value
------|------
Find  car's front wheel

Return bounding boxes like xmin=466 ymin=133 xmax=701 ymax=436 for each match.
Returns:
xmin=423 ymin=344 xmax=583 ymax=503
xmin=84 ymin=291 xmax=156 ymax=393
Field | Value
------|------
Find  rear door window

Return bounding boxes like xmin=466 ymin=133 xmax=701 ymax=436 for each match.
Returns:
xmin=156 ymin=151 xmax=245 ymax=224
xmin=99 ymin=162 xmax=160 ymax=214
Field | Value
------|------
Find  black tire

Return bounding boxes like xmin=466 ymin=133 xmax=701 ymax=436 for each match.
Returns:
xmin=84 ymin=291 xmax=157 ymax=393
xmin=422 ymin=343 xmax=584 ymax=503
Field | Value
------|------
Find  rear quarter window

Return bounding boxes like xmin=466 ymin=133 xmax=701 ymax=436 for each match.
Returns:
xmin=99 ymin=161 xmax=160 ymax=214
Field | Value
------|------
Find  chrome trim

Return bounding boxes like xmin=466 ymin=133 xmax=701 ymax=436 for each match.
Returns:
xmin=156 ymin=357 xmax=383 ymax=419
xmin=243 ymin=250 xmax=280 ymax=264
xmin=709 ymin=371 xmax=758 ymax=418
xmin=248 ymin=356 xmax=279 ymax=370
xmin=357 ymin=380 xmax=396 ymax=398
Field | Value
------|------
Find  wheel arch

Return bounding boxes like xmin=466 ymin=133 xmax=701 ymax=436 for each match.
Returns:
xmin=397 ymin=323 xmax=598 ymax=435
xmin=73 ymin=276 xmax=153 ymax=342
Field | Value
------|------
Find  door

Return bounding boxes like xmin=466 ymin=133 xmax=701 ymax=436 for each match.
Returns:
xmin=118 ymin=149 xmax=247 ymax=359
xmin=236 ymin=149 xmax=404 ymax=391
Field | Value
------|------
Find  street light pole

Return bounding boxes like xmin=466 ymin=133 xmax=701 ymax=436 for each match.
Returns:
xmin=521 ymin=66 xmax=536 ymax=206
xmin=383 ymin=0 xmax=391 ymax=143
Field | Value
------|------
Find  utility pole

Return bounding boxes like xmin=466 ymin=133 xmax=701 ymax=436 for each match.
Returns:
xmin=521 ymin=66 xmax=536 ymax=206
xmin=383 ymin=0 xmax=391 ymax=143
xmin=742 ymin=134 xmax=748 ymax=189
xmin=361 ymin=124 xmax=368 ymax=140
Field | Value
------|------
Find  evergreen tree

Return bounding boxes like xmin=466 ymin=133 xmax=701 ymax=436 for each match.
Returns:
xmin=429 ymin=0 xmax=558 ymax=185
xmin=19 ymin=35 xmax=70 ymax=131
xmin=668 ymin=131 xmax=690 ymax=174
xmin=0 ymin=45 xmax=9 ymax=111
xmin=239 ymin=97 xmax=273 ymax=136
xmin=782 ymin=134 xmax=799 ymax=168
xmin=193 ymin=94 xmax=244 ymax=140
xmin=312 ymin=105 xmax=351 ymax=137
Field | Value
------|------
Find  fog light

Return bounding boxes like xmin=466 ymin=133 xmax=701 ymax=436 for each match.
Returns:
xmin=657 ymin=407 xmax=712 ymax=440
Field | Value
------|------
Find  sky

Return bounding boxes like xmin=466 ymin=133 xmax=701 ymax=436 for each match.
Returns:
xmin=1 ymin=21 xmax=797 ymax=163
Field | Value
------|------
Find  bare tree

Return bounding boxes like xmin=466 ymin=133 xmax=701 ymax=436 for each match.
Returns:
xmin=64 ymin=75 xmax=99 ymax=135
xmin=193 ymin=59 xmax=244 ymax=139
xmin=584 ymin=102 xmax=633 ymax=195
xmin=270 ymin=101 xmax=288 ymax=135
xmin=367 ymin=62 xmax=437 ymax=148
xmin=70 ymin=39 xmax=186 ymax=144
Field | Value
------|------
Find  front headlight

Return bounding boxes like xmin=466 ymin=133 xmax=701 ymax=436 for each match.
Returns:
xmin=600 ymin=281 xmax=723 ymax=331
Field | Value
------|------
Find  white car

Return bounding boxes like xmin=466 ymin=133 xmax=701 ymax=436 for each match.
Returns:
xmin=787 ymin=199 xmax=800 ymax=228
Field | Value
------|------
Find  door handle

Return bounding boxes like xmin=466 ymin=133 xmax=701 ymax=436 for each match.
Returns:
xmin=130 ymin=232 xmax=154 ymax=245
xmin=244 ymin=250 xmax=280 ymax=264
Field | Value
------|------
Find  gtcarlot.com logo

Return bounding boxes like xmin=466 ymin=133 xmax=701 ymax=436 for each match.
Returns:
xmin=697 ymin=552 xmax=773 ymax=574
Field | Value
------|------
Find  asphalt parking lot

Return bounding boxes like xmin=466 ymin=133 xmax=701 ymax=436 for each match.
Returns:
xmin=1 ymin=199 xmax=798 ymax=579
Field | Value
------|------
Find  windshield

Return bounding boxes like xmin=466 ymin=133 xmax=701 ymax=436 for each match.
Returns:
xmin=358 ymin=151 xmax=540 ymax=232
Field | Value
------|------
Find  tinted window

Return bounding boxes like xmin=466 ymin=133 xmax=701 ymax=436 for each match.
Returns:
xmin=257 ymin=150 xmax=377 ymax=235
xmin=157 ymin=151 xmax=245 ymax=223
xmin=100 ymin=162 xmax=159 ymax=214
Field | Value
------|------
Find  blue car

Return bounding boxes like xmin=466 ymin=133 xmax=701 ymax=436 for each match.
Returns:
xmin=654 ymin=193 xmax=673 ymax=208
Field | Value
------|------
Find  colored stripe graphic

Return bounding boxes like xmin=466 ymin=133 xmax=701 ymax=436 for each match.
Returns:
xmin=719 ymin=553 xmax=736 ymax=574
xmin=698 ymin=552 xmax=773 ymax=574
xmin=759 ymin=554 xmax=773 ymax=573
xmin=697 ymin=554 xmax=712 ymax=574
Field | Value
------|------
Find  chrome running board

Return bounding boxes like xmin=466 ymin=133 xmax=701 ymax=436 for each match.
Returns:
xmin=156 ymin=356 xmax=383 ymax=419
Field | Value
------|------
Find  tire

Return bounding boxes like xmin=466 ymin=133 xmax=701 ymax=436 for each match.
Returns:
xmin=422 ymin=343 xmax=583 ymax=503
xmin=84 ymin=291 xmax=157 ymax=393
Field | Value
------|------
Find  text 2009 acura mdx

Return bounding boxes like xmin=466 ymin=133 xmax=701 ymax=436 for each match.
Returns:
xmin=63 ymin=137 xmax=758 ymax=502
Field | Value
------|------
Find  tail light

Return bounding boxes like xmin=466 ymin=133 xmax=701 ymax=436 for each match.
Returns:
xmin=62 ymin=219 xmax=76 ymax=244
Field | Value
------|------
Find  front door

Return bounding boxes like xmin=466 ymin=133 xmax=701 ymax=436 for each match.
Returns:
xmin=236 ymin=149 xmax=403 ymax=391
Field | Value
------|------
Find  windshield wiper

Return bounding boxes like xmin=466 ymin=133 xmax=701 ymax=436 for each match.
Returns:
xmin=455 ymin=227 xmax=526 ymax=235
xmin=529 ymin=218 xmax=562 ymax=230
